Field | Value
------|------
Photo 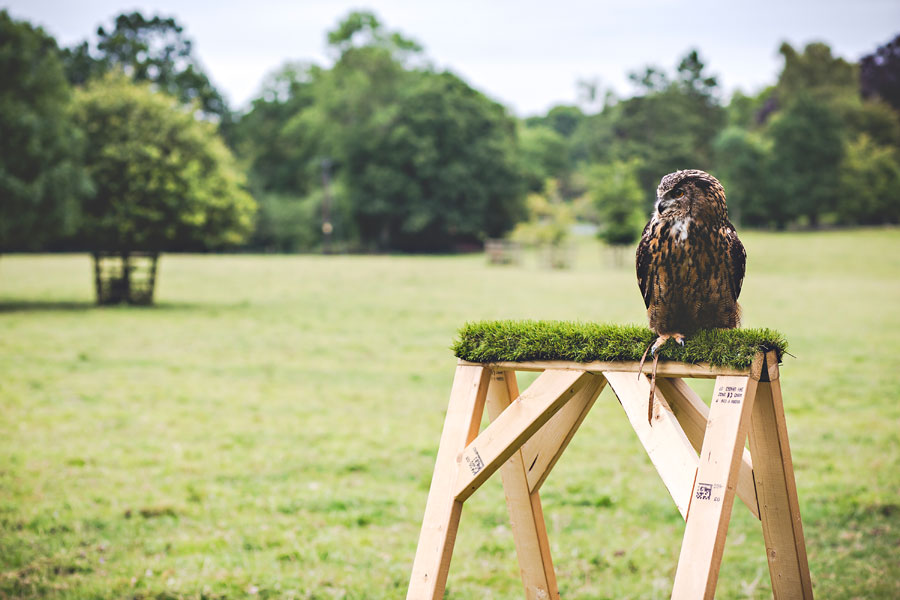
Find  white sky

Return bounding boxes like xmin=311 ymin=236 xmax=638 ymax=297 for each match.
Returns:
xmin=5 ymin=0 xmax=899 ymax=116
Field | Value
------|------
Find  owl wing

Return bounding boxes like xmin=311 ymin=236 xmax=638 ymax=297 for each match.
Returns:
xmin=636 ymin=221 xmax=656 ymax=309
xmin=724 ymin=221 xmax=746 ymax=302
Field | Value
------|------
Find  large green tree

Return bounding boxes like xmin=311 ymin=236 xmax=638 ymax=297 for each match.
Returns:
xmin=62 ymin=12 xmax=228 ymax=121
xmin=768 ymin=95 xmax=845 ymax=227
xmin=234 ymin=61 xmax=320 ymax=195
xmin=517 ymin=125 xmax=569 ymax=193
xmin=712 ymin=127 xmax=771 ymax=226
xmin=346 ymin=70 xmax=524 ymax=251
xmin=775 ymin=42 xmax=857 ymax=104
xmin=73 ymin=73 xmax=256 ymax=301
xmin=861 ymin=34 xmax=900 ymax=112
xmin=607 ymin=50 xmax=726 ymax=201
xmin=586 ymin=159 xmax=647 ymax=261
xmin=237 ymin=11 xmax=524 ymax=252
xmin=838 ymin=134 xmax=900 ymax=225
xmin=524 ymin=105 xmax=585 ymax=138
xmin=0 ymin=11 xmax=89 ymax=251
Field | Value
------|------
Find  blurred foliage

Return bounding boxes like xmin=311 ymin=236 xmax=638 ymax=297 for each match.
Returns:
xmin=529 ymin=40 xmax=900 ymax=230
xmin=1 ymin=10 xmax=900 ymax=256
xmin=861 ymin=34 xmax=900 ymax=112
xmin=586 ymin=159 xmax=647 ymax=248
xmin=768 ymin=95 xmax=846 ymax=228
xmin=838 ymin=134 xmax=900 ymax=225
xmin=775 ymin=41 xmax=858 ymax=103
xmin=525 ymin=104 xmax=586 ymax=138
xmin=511 ymin=179 xmax=573 ymax=248
xmin=712 ymin=127 xmax=771 ymax=227
xmin=61 ymin=12 xmax=228 ymax=123
xmin=0 ymin=10 xmax=90 ymax=251
xmin=518 ymin=125 xmax=570 ymax=193
xmin=233 ymin=10 xmax=523 ymax=252
xmin=249 ymin=181 xmax=354 ymax=253
xmin=72 ymin=73 xmax=255 ymax=252
xmin=232 ymin=62 xmax=319 ymax=196
xmin=343 ymin=70 xmax=523 ymax=251
xmin=250 ymin=192 xmax=322 ymax=253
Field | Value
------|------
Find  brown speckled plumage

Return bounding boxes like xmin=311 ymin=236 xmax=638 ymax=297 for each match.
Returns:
xmin=636 ymin=169 xmax=746 ymax=337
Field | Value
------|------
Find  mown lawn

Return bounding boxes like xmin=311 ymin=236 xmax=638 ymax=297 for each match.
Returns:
xmin=1 ymin=229 xmax=898 ymax=599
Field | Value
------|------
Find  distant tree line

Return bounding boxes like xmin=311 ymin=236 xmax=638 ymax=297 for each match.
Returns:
xmin=527 ymin=43 xmax=900 ymax=234
xmin=2 ymin=7 xmax=900 ymax=263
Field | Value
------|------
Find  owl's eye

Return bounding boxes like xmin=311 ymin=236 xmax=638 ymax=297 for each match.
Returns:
xmin=672 ymin=189 xmax=685 ymax=199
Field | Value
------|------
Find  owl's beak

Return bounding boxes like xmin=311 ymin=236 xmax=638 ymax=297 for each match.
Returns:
xmin=656 ymin=198 xmax=673 ymax=214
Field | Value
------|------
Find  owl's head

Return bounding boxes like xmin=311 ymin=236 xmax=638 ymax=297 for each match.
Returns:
xmin=654 ymin=169 xmax=728 ymax=222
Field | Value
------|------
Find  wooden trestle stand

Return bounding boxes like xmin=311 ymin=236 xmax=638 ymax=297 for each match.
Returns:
xmin=407 ymin=351 xmax=813 ymax=599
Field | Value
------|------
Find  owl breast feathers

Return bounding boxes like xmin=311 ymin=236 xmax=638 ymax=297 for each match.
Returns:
xmin=636 ymin=169 xmax=746 ymax=336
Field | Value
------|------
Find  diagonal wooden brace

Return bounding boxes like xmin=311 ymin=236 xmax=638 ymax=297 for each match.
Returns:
xmin=455 ymin=369 xmax=596 ymax=502
xmin=519 ymin=374 xmax=607 ymax=493
xmin=604 ymin=371 xmax=699 ymax=518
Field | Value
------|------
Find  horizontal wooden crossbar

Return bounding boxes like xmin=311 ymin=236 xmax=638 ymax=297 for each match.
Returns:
xmin=460 ymin=359 xmax=750 ymax=379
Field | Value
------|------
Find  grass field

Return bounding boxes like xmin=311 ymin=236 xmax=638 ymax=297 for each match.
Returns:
xmin=1 ymin=229 xmax=898 ymax=599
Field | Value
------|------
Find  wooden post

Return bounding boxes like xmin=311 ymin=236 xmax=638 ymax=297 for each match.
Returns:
xmin=748 ymin=353 xmax=814 ymax=598
xmin=485 ymin=371 xmax=560 ymax=600
xmin=407 ymin=364 xmax=491 ymax=599
xmin=671 ymin=354 xmax=764 ymax=599
xmin=655 ymin=377 xmax=760 ymax=520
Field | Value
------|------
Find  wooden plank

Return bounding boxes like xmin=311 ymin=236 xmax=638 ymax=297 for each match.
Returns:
xmin=407 ymin=365 xmax=491 ymax=599
xmin=485 ymin=371 xmax=560 ymax=600
xmin=521 ymin=375 xmax=607 ymax=493
xmin=765 ymin=349 xmax=781 ymax=382
xmin=604 ymin=371 xmax=699 ymax=519
xmin=460 ymin=359 xmax=749 ymax=379
xmin=655 ymin=377 xmax=760 ymax=520
xmin=671 ymin=359 xmax=763 ymax=599
xmin=748 ymin=365 xmax=814 ymax=598
xmin=454 ymin=369 xmax=593 ymax=502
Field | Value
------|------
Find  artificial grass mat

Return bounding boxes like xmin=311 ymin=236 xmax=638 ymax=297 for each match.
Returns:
xmin=452 ymin=321 xmax=787 ymax=369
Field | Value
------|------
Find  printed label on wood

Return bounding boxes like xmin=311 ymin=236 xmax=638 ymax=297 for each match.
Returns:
xmin=465 ymin=447 xmax=485 ymax=476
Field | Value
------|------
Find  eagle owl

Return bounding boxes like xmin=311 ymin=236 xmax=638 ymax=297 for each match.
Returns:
xmin=636 ymin=169 xmax=746 ymax=353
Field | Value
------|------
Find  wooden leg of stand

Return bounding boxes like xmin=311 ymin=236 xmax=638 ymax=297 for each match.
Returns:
xmin=748 ymin=361 xmax=814 ymax=599
xmin=486 ymin=371 xmax=560 ymax=600
xmin=407 ymin=364 xmax=491 ymax=600
xmin=655 ymin=377 xmax=760 ymax=520
xmin=671 ymin=367 xmax=761 ymax=600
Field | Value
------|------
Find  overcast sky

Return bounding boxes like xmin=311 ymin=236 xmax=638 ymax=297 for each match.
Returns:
xmin=5 ymin=0 xmax=899 ymax=116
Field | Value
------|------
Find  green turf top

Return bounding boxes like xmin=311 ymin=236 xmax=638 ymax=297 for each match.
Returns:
xmin=452 ymin=320 xmax=787 ymax=369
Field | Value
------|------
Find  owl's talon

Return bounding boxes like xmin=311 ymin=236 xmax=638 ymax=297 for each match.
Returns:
xmin=650 ymin=334 xmax=671 ymax=355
